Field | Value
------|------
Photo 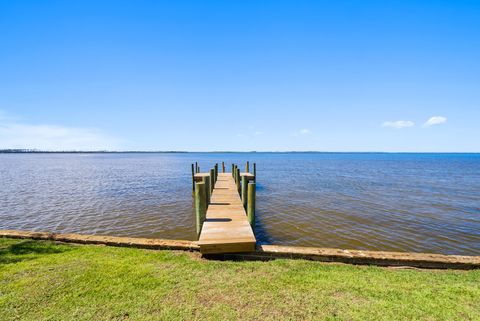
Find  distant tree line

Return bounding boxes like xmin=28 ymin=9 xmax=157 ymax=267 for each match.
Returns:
xmin=0 ymin=149 xmax=190 ymax=153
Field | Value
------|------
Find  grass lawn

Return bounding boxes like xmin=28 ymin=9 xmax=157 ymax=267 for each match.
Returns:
xmin=0 ymin=238 xmax=479 ymax=320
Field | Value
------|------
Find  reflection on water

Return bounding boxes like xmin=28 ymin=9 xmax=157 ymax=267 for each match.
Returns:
xmin=1 ymin=153 xmax=479 ymax=255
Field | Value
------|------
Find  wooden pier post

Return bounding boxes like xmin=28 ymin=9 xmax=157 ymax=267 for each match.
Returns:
xmin=236 ymin=167 xmax=241 ymax=193
xmin=214 ymin=163 xmax=218 ymax=182
xmin=241 ymin=175 xmax=248 ymax=209
xmin=191 ymin=163 xmax=195 ymax=192
xmin=247 ymin=182 xmax=256 ymax=230
xmin=195 ymin=182 xmax=207 ymax=238
xmin=203 ymin=176 xmax=211 ymax=206
xmin=222 ymin=162 xmax=225 ymax=173
xmin=210 ymin=168 xmax=215 ymax=192
xmin=195 ymin=162 xmax=199 ymax=173
xmin=253 ymin=163 xmax=256 ymax=182
xmin=232 ymin=164 xmax=235 ymax=177
xmin=246 ymin=161 xmax=249 ymax=173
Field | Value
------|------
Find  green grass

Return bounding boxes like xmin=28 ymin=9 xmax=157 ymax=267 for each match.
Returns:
xmin=0 ymin=238 xmax=479 ymax=321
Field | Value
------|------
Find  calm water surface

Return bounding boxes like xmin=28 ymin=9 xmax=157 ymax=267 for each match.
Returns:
xmin=1 ymin=153 xmax=479 ymax=255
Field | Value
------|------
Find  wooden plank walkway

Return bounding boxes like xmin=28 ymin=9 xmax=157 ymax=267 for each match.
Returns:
xmin=196 ymin=172 xmax=256 ymax=254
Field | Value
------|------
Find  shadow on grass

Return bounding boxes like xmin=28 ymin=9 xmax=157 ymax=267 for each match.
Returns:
xmin=0 ymin=240 xmax=73 ymax=265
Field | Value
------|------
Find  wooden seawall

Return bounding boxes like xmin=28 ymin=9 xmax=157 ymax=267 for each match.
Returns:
xmin=3 ymin=229 xmax=479 ymax=269
xmin=192 ymin=162 xmax=256 ymax=254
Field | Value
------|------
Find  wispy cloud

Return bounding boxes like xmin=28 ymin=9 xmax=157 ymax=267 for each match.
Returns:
xmin=0 ymin=110 xmax=121 ymax=151
xmin=381 ymin=120 xmax=415 ymax=129
xmin=292 ymin=128 xmax=311 ymax=136
xmin=299 ymin=128 xmax=311 ymax=135
xmin=423 ymin=116 xmax=447 ymax=127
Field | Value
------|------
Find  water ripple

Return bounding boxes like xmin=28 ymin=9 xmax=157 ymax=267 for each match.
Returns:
xmin=1 ymin=153 xmax=480 ymax=255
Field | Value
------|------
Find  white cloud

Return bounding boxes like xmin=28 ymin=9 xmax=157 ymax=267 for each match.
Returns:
xmin=381 ymin=120 xmax=415 ymax=129
xmin=0 ymin=112 xmax=121 ymax=151
xmin=292 ymin=128 xmax=311 ymax=137
xmin=299 ymin=128 xmax=311 ymax=135
xmin=423 ymin=116 xmax=447 ymax=127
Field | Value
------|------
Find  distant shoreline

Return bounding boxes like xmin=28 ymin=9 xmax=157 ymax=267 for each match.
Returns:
xmin=1 ymin=149 xmax=479 ymax=154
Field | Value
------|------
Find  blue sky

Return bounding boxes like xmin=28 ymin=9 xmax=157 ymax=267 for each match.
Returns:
xmin=0 ymin=0 xmax=479 ymax=152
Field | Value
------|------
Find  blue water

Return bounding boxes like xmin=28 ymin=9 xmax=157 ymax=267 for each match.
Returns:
xmin=1 ymin=153 xmax=479 ymax=255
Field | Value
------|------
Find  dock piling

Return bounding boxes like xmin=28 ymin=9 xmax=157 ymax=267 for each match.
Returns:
xmin=253 ymin=163 xmax=256 ymax=182
xmin=210 ymin=168 xmax=215 ymax=192
xmin=222 ymin=162 xmax=225 ymax=173
xmin=203 ymin=176 xmax=211 ymax=206
xmin=246 ymin=161 xmax=249 ymax=173
xmin=241 ymin=175 xmax=248 ymax=209
xmin=247 ymin=182 xmax=256 ymax=230
xmin=191 ymin=163 xmax=195 ymax=191
xmin=236 ymin=167 xmax=241 ymax=193
xmin=194 ymin=182 xmax=207 ymax=238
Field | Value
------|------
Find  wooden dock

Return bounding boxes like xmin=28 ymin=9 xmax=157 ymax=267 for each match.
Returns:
xmin=193 ymin=164 xmax=256 ymax=254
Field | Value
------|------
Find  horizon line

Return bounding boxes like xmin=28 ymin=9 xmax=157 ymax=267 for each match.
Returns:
xmin=1 ymin=149 xmax=479 ymax=154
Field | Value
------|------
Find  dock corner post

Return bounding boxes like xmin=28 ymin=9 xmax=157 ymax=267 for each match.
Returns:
xmin=247 ymin=182 xmax=256 ymax=230
xmin=231 ymin=164 xmax=235 ymax=177
xmin=241 ymin=175 xmax=248 ymax=209
xmin=195 ymin=162 xmax=199 ymax=173
xmin=222 ymin=161 xmax=225 ymax=173
xmin=194 ymin=181 xmax=206 ymax=239
xmin=214 ymin=163 xmax=218 ymax=182
xmin=246 ymin=161 xmax=249 ymax=173
xmin=210 ymin=168 xmax=215 ymax=191
xmin=203 ymin=176 xmax=211 ymax=206
xmin=236 ymin=167 xmax=241 ymax=193
xmin=253 ymin=163 xmax=256 ymax=182
xmin=191 ymin=163 xmax=195 ymax=192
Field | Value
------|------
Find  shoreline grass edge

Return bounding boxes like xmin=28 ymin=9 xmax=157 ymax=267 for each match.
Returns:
xmin=1 ymin=229 xmax=478 ymax=269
